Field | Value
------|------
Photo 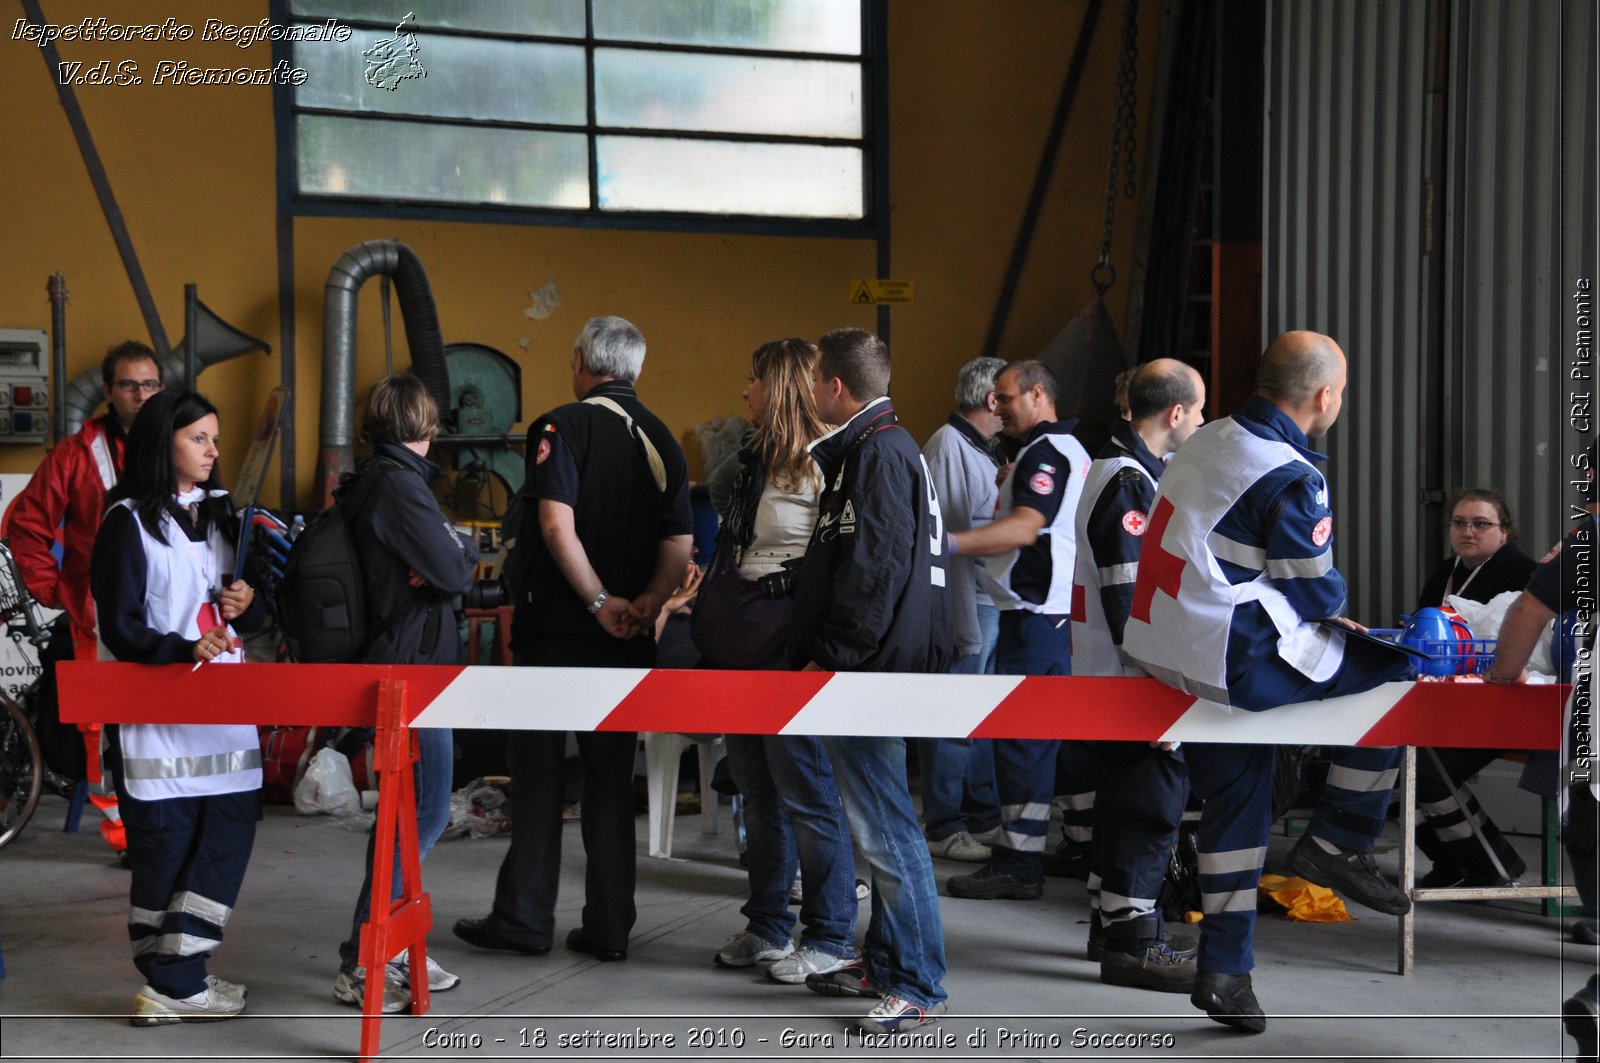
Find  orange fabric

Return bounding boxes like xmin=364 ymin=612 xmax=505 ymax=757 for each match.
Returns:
xmin=1257 ymin=873 xmax=1353 ymax=922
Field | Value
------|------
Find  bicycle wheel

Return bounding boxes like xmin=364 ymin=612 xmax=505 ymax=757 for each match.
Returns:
xmin=0 ymin=691 xmax=42 ymax=850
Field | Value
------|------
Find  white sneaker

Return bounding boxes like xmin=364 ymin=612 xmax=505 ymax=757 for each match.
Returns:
xmin=387 ymin=953 xmax=460 ymax=992
xmin=206 ymin=975 xmax=247 ymax=1002
xmin=332 ymin=967 xmax=410 ymax=1014
xmin=856 ymin=878 xmax=872 ymax=901
xmin=928 ymin=831 xmax=992 ymax=862
xmin=130 ymin=983 xmax=246 ymax=1026
xmin=858 ymin=994 xmax=948 ymax=1033
xmin=769 ymin=946 xmax=856 ymax=985
xmin=714 ymin=930 xmax=795 ymax=968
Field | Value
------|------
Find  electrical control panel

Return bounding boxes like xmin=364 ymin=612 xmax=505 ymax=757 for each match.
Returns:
xmin=0 ymin=330 xmax=49 ymax=444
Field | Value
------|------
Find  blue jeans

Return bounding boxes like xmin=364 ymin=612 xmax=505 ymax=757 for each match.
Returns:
xmin=823 ymin=735 xmax=947 ymax=1009
xmin=921 ymin=605 xmax=1000 ymax=840
xmin=339 ymin=727 xmax=454 ymax=971
xmin=724 ymin=733 xmax=856 ymax=955
xmin=952 ymin=602 xmax=1000 ymax=675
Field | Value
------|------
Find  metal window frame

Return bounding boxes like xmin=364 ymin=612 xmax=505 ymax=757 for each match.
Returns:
xmin=272 ymin=0 xmax=884 ymax=238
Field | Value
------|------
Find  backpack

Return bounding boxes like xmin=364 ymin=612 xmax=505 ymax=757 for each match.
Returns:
xmin=276 ymin=459 xmax=401 ymax=663
xmin=497 ymin=485 xmax=535 ymax=607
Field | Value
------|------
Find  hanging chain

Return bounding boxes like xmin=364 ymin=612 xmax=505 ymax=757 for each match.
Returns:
xmin=1093 ymin=0 xmax=1139 ymax=294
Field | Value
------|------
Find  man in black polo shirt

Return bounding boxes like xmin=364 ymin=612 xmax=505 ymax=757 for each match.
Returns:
xmin=455 ymin=315 xmax=692 ymax=962
xmin=1483 ymin=506 xmax=1597 ymax=1060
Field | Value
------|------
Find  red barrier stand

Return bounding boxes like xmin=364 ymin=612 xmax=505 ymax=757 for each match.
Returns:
xmin=357 ymin=678 xmax=430 ymax=1060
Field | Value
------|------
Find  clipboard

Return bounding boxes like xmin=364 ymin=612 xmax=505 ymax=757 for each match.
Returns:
xmin=1317 ymin=619 xmax=1434 ymax=661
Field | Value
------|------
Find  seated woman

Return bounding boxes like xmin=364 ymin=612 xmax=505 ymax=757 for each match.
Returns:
xmin=91 ymin=390 xmax=265 ymax=1025
xmin=1413 ymin=488 xmax=1537 ymax=888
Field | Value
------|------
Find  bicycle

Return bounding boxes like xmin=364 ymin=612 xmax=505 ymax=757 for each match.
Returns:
xmin=0 ymin=539 xmax=55 ymax=851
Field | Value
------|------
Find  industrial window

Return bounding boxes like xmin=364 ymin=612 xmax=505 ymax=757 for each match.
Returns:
xmin=281 ymin=0 xmax=874 ymax=227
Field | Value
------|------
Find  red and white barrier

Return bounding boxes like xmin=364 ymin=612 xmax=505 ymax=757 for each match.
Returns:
xmin=62 ymin=663 xmax=1568 ymax=751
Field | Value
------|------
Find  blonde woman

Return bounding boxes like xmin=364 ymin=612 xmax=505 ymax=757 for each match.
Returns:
xmin=695 ymin=339 xmax=858 ymax=983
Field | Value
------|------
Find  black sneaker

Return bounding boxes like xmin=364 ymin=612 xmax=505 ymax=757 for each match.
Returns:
xmin=1564 ymin=975 xmax=1598 ymax=1063
xmin=1190 ymin=970 xmax=1266 ymax=1034
xmin=1100 ymin=939 xmax=1198 ymax=993
xmin=1041 ymin=838 xmax=1091 ymax=880
xmin=947 ymin=864 xmax=1043 ymax=900
xmin=1573 ymin=919 xmax=1599 ymax=946
xmin=1287 ymin=835 xmax=1411 ymax=915
xmin=805 ymin=962 xmax=879 ymax=998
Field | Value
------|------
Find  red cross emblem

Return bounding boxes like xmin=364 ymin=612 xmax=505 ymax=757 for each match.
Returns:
xmin=1121 ymin=509 xmax=1147 ymax=536
xmin=1129 ymin=497 xmax=1184 ymax=623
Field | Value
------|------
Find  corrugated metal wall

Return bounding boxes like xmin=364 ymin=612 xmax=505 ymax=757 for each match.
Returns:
xmin=1263 ymin=0 xmax=1594 ymax=624
xmin=1263 ymin=0 xmax=1430 ymax=622
xmin=1444 ymin=0 xmax=1594 ymax=557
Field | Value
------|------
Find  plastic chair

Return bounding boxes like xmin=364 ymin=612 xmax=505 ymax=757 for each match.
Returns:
xmin=643 ymin=733 xmax=723 ymax=858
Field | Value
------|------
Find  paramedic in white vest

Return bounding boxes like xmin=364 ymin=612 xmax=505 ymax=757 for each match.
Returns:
xmin=90 ymin=389 xmax=264 ymax=1025
xmin=1071 ymin=359 xmax=1205 ymax=994
xmin=1122 ymin=332 xmax=1411 ymax=1033
xmin=945 ymin=360 xmax=1095 ymax=901
xmin=3 ymin=341 xmax=164 ymax=858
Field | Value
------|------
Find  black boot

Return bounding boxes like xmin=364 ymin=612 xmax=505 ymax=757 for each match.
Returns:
xmin=1190 ymin=970 xmax=1266 ymax=1033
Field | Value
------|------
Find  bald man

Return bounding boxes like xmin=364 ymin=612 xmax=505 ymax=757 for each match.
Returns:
xmin=1069 ymin=359 xmax=1206 ymax=994
xmin=1122 ymin=333 xmax=1410 ymax=1033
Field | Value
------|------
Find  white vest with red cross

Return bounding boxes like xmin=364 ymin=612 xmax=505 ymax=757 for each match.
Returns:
xmin=1120 ymin=418 xmax=1346 ymax=706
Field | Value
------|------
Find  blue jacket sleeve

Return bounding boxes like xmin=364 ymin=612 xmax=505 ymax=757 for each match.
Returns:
xmin=366 ymin=470 xmax=480 ymax=598
xmin=1084 ymin=468 xmax=1154 ymax=645
xmin=1263 ymin=470 xmax=1346 ymax=620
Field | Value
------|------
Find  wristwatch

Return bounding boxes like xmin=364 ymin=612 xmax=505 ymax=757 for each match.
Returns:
xmin=586 ymin=590 xmax=609 ymax=615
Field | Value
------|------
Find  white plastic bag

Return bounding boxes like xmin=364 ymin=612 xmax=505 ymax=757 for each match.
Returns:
xmin=293 ymin=747 xmax=361 ymax=817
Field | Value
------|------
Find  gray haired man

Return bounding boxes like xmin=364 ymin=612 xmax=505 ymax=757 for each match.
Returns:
xmin=917 ymin=357 xmax=1008 ymax=862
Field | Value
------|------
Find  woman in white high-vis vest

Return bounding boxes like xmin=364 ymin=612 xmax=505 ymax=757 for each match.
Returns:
xmin=90 ymin=389 xmax=264 ymax=1027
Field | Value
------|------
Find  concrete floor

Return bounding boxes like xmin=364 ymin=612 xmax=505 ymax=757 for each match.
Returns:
xmin=0 ymin=788 xmax=1593 ymax=1062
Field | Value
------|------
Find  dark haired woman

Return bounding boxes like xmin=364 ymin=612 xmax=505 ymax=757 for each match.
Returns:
xmin=330 ymin=374 xmax=478 ymax=1014
xmin=1413 ymin=487 xmax=1538 ymax=889
xmin=90 ymin=389 xmax=265 ymax=1026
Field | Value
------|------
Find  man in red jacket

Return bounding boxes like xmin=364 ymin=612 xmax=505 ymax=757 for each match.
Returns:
xmin=3 ymin=340 xmax=163 ymax=855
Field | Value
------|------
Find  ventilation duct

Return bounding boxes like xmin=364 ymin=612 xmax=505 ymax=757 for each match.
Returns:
xmin=316 ymin=239 xmax=448 ymax=506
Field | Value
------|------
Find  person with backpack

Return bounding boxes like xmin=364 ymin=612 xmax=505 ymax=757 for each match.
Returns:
xmin=454 ymin=315 xmax=692 ymax=963
xmin=89 ymin=389 xmax=265 ymax=1026
xmin=327 ymin=374 xmax=479 ymax=1013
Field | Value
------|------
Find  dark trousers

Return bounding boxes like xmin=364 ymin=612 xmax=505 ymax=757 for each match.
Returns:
xmin=1185 ymin=742 xmax=1274 ymax=976
xmin=1091 ymin=742 xmax=1188 ymax=946
xmin=487 ymin=635 xmax=652 ymax=952
xmin=1415 ymin=746 xmax=1527 ymax=879
xmin=116 ymin=784 xmax=260 ymax=998
xmin=989 ymin=609 xmax=1072 ymax=875
xmin=1569 ymin=783 xmax=1598 ymax=918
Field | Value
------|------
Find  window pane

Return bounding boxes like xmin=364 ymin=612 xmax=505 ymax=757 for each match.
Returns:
xmin=294 ymin=36 xmax=586 ymax=124
xmin=598 ymin=136 xmax=862 ymax=217
xmin=593 ymin=0 xmax=860 ymax=54
xmin=299 ymin=117 xmax=589 ymax=208
xmin=290 ymin=0 xmax=585 ymax=37
xmin=595 ymin=50 xmax=861 ymax=138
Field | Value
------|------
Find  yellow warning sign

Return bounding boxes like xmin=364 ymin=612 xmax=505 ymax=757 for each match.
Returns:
xmin=848 ymin=279 xmax=915 ymax=305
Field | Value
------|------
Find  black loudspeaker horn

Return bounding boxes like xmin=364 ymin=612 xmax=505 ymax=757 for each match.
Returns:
xmin=164 ymin=298 xmax=272 ymax=390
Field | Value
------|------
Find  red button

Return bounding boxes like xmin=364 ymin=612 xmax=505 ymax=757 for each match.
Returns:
xmin=12 ymin=386 xmax=31 ymax=405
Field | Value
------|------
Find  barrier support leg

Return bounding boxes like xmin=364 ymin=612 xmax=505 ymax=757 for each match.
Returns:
xmin=356 ymin=678 xmax=432 ymax=1063
xmin=1398 ymin=745 xmax=1416 ymax=975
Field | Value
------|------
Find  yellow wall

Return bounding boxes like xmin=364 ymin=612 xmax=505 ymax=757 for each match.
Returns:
xmin=0 ymin=0 xmax=1159 ymax=511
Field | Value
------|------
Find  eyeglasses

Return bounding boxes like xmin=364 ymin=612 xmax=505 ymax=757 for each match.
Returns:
xmin=113 ymin=380 xmax=162 ymax=394
xmin=1449 ymin=518 xmax=1501 ymax=532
